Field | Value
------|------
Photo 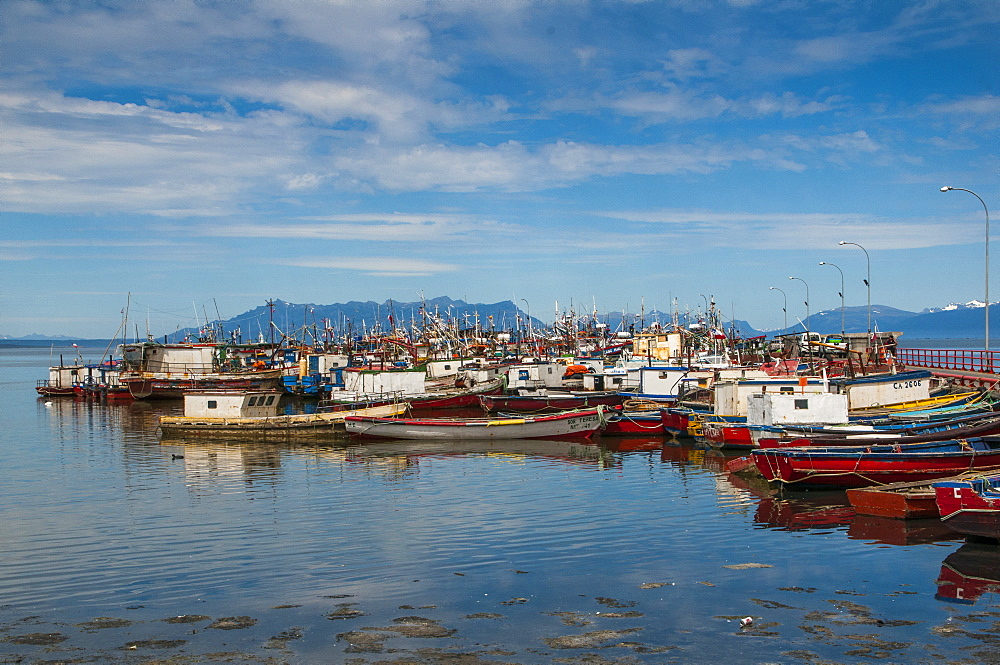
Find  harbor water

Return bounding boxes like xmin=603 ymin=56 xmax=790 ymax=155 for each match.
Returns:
xmin=3 ymin=345 xmax=1000 ymax=663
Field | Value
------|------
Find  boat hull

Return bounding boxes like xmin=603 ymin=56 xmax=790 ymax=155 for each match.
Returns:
xmin=846 ymin=481 xmax=940 ymax=519
xmin=752 ymin=438 xmax=1000 ymax=489
xmin=122 ymin=371 xmax=284 ymax=399
xmin=603 ymin=411 xmax=665 ymax=435
xmin=935 ymin=476 xmax=1000 ymax=539
xmin=479 ymin=391 xmax=624 ymax=413
xmin=345 ymin=407 xmax=605 ymax=441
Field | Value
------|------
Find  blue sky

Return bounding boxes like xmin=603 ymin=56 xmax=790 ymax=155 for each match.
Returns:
xmin=2 ymin=0 xmax=997 ymax=338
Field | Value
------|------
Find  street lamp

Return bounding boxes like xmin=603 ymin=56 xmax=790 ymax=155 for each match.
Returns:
xmin=941 ymin=186 xmax=991 ymax=352
xmin=520 ymin=298 xmax=532 ymax=348
xmin=819 ymin=261 xmax=846 ymax=337
xmin=698 ymin=293 xmax=709 ymax=315
xmin=789 ymin=276 xmax=810 ymax=359
xmin=769 ymin=286 xmax=787 ymax=332
xmin=839 ymin=240 xmax=871 ymax=337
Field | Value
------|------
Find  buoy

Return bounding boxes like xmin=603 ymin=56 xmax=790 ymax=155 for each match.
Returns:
xmin=740 ymin=616 xmax=753 ymax=627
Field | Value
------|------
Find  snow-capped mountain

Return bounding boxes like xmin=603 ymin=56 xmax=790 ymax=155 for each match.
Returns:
xmin=922 ymin=300 xmax=986 ymax=313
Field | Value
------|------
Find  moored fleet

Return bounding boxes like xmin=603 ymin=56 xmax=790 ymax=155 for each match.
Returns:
xmin=33 ymin=297 xmax=1000 ymax=541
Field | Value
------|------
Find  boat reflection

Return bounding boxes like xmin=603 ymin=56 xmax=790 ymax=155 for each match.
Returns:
xmin=736 ymin=482 xmax=961 ymax=545
xmin=937 ymin=541 xmax=1000 ymax=604
xmin=600 ymin=435 xmax=665 ymax=453
xmin=848 ymin=514 xmax=959 ymax=546
xmin=752 ymin=491 xmax=855 ymax=532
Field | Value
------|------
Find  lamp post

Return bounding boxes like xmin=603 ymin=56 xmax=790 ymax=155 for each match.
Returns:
xmin=941 ymin=186 xmax=991 ymax=354
xmin=819 ymin=261 xmax=846 ymax=337
xmin=698 ymin=293 xmax=709 ymax=316
xmin=520 ymin=298 xmax=532 ymax=350
xmin=769 ymin=286 xmax=787 ymax=332
xmin=789 ymin=276 xmax=810 ymax=359
xmin=839 ymin=240 xmax=871 ymax=337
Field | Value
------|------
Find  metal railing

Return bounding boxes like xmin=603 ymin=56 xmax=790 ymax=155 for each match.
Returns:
xmin=896 ymin=348 xmax=998 ymax=375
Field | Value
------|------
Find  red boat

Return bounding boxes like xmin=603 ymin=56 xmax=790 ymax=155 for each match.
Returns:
xmin=846 ymin=480 xmax=941 ymax=519
xmin=603 ymin=409 xmax=665 ymax=435
xmin=661 ymin=407 xmax=706 ymax=437
xmin=479 ymin=391 xmax=624 ymax=413
xmin=935 ymin=474 xmax=1000 ymax=539
xmin=751 ymin=437 xmax=1000 ymax=489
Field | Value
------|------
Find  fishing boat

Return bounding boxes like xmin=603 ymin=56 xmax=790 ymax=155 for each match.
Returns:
xmin=36 ymin=350 xmax=87 ymax=397
xmin=701 ymin=390 xmax=995 ymax=450
xmin=934 ymin=474 xmax=1000 ymax=540
xmin=750 ymin=437 xmax=1000 ymax=489
xmin=158 ymin=390 xmax=407 ymax=438
xmin=344 ymin=406 xmax=606 ymax=441
xmin=479 ymin=390 xmax=624 ymax=413
xmin=322 ymin=376 xmax=506 ymax=412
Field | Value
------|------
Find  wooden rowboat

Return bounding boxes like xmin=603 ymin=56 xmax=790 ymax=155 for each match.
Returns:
xmin=345 ymin=407 xmax=606 ymax=441
xmin=935 ymin=473 xmax=1000 ymax=540
xmin=846 ymin=479 xmax=942 ymax=519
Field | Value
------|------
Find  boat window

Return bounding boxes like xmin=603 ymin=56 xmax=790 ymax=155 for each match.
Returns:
xmin=265 ymin=396 xmax=275 ymax=405
xmin=207 ymin=400 xmax=217 ymax=409
xmin=780 ymin=387 xmax=795 ymax=394
xmin=794 ymin=399 xmax=809 ymax=409
xmin=519 ymin=370 xmax=529 ymax=381
xmin=444 ymin=364 xmax=452 ymax=370
xmin=248 ymin=396 xmax=258 ymax=406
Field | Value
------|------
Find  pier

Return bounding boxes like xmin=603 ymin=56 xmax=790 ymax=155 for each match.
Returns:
xmin=898 ymin=347 xmax=1000 ymax=392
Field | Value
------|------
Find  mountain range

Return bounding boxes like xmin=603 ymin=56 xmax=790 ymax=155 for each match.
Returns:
xmin=2 ymin=298 xmax=996 ymax=343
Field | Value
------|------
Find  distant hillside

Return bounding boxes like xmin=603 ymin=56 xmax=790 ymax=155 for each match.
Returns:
xmin=7 ymin=298 xmax=998 ymax=342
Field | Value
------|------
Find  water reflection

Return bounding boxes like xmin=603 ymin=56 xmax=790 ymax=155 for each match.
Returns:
xmin=937 ymin=541 xmax=1000 ymax=604
xmin=848 ymin=514 xmax=959 ymax=546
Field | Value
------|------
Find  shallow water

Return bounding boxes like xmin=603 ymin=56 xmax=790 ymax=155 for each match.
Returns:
xmin=2 ymin=345 xmax=999 ymax=663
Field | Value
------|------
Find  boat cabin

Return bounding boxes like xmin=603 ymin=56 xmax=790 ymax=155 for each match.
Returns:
xmin=714 ymin=377 xmax=829 ymax=417
xmin=504 ymin=362 xmax=564 ymax=390
xmin=830 ymin=369 xmax=931 ymax=410
xmin=618 ymin=366 xmax=692 ymax=401
xmin=182 ymin=390 xmax=283 ymax=418
xmin=747 ymin=392 xmax=849 ymax=426
xmin=343 ymin=367 xmax=427 ymax=395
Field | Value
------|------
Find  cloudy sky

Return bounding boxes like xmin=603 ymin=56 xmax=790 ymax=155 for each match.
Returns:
xmin=2 ymin=0 xmax=997 ymax=338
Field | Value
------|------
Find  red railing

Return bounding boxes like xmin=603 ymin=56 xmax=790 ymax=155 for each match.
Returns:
xmin=896 ymin=348 xmax=999 ymax=375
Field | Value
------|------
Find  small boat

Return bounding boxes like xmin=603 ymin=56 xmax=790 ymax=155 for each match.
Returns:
xmin=479 ymin=390 xmax=624 ymax=413
xmin=751 ymin=437 xmax=1000 ymax=489
xmin=602 ymin=409 xmax=666 ymax=435
xmin=846 ymin=479 xmax=942 ymax=519
xmin=344 ymin=407 xmax=606 ymax=441
xmin=158 ymin=402 xmax=408 ymax=437
xmin=934 ymin=473 xmax=1000 ymax=540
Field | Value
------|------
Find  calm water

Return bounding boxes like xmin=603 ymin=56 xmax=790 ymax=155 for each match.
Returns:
xmin=3 ymin=346 xmax=999 ymax=663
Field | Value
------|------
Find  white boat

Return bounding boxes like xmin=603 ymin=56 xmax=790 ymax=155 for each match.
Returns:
xmin=158 ymin=390 xmax=407 ymax=437
xmin=344 ymin=407 xmax=606 ymax=441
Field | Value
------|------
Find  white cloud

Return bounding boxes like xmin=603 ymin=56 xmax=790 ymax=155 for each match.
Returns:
xmin=593 ymin=209 xmax=978 ymax=251
xmin=280 ymin=256 xmax=461 ymax=277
